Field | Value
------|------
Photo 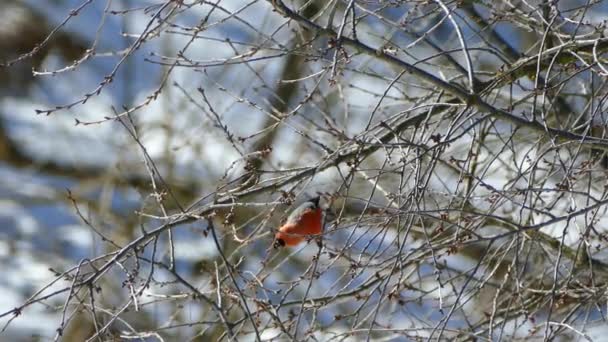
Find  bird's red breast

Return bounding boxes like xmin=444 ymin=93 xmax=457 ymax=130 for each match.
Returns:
xmin=274 ymin=199 xmax=322 ymax=247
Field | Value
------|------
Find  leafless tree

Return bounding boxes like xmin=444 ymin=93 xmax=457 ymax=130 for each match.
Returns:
xmin=2 ymin=0 xmax=608 ymax=341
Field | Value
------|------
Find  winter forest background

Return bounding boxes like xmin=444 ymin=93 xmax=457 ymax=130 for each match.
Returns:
xmin=2 ymin=0 xmax=608 ymax=341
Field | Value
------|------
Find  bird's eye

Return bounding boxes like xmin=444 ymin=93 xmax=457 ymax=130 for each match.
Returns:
xmin=274 ymin=238 xmax=285 ymax=248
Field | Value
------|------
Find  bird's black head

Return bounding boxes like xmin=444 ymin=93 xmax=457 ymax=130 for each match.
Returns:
xmin=309 ymin=196 xmax=320 ymax=208
xmin=273 ymin=238 xmax=285 ymax=248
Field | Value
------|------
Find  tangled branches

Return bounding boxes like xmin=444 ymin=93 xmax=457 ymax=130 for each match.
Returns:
xmin=3 ymin=0 xmax=608 ymax=341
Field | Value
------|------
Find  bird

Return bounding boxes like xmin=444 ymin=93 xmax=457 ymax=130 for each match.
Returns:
xmin=274 ymin=196 xmax=323 ymax=248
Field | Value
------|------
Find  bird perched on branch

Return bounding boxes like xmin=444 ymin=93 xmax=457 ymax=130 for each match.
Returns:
xmin=274 ymin=196 xmax=323 ymax=248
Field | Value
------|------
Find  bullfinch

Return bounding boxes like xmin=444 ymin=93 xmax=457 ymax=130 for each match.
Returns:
xmin=273 ymin=196 xmax=323 ymax=248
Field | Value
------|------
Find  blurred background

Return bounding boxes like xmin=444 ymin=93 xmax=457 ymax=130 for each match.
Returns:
xmin=2 ymin=0 xmax=608 ymax=341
